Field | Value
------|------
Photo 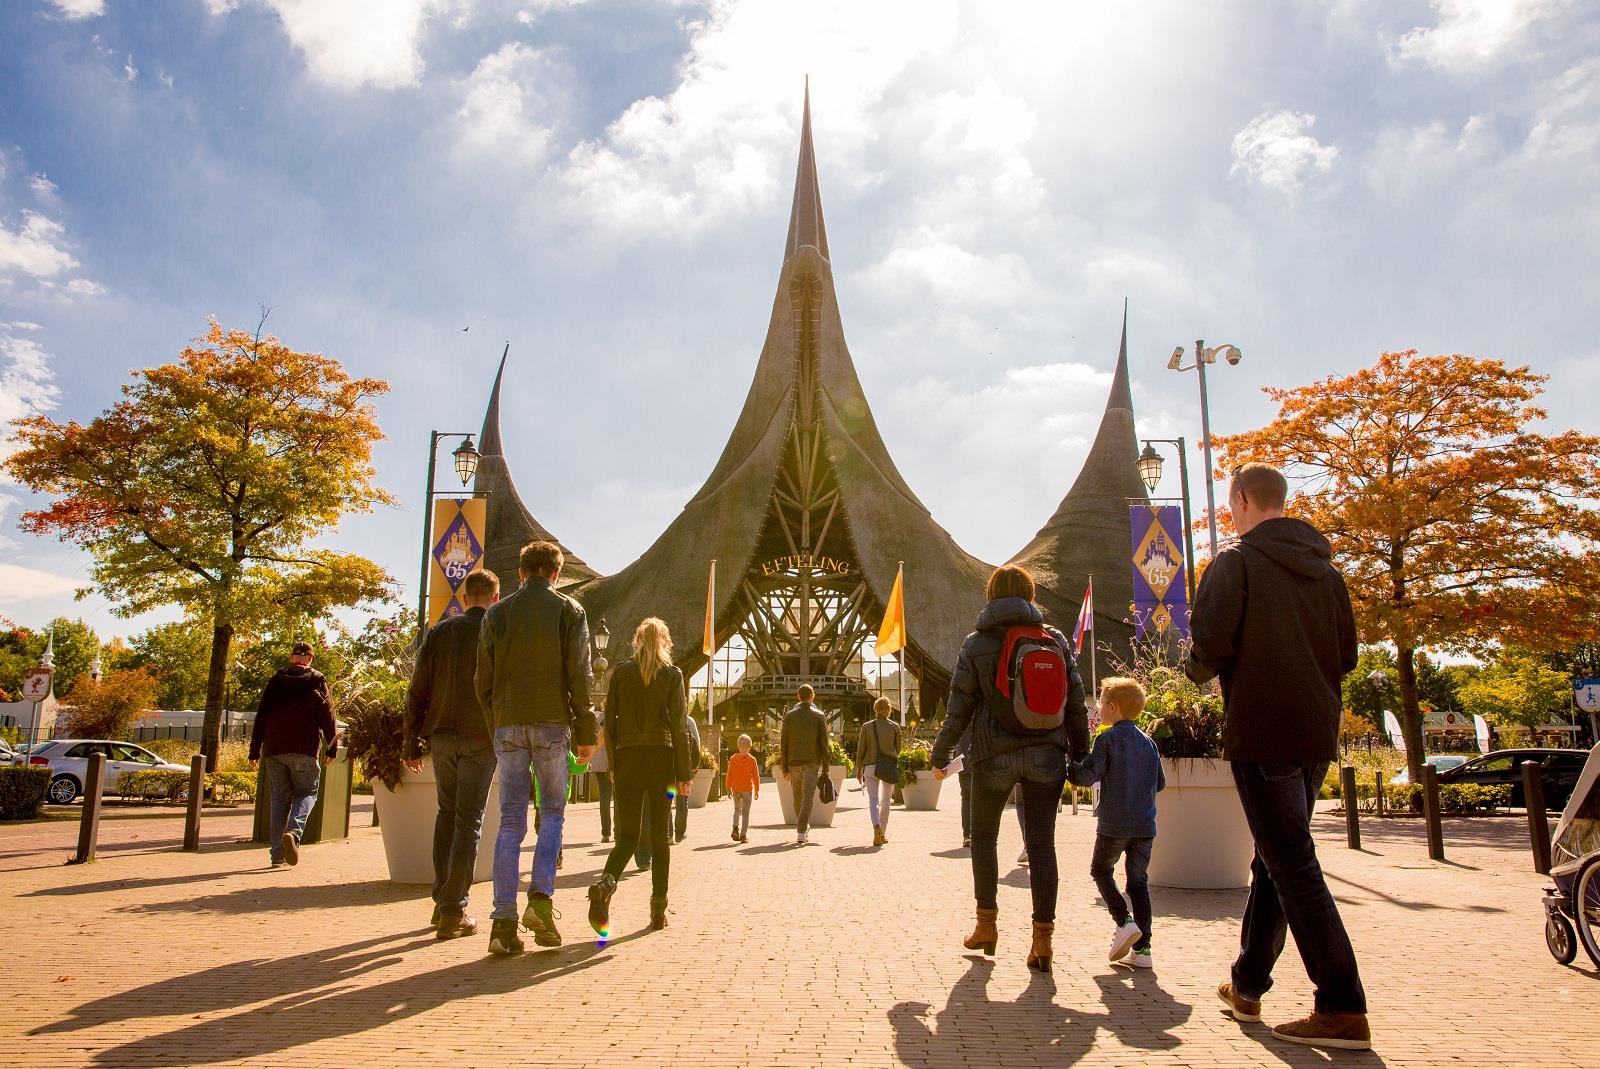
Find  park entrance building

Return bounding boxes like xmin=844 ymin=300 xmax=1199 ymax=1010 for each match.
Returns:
xmin=473 ymin=88 xmax=1149 ymax=749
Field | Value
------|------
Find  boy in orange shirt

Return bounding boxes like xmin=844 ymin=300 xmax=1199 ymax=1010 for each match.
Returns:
xmin=726 ymin=734 xmax=761 ymax=843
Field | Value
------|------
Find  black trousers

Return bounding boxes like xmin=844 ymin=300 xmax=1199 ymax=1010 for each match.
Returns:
xmin=604 ymin=746 xmax=674 ymax=899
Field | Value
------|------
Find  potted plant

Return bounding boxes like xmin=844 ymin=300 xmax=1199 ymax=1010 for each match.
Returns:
xmin=898 ymin=740 xmax=943 ymax=810
xmin=1133 ymin=655 xmax=1252 ymax=890
xmin=688 ymin=747 xmax=717 ymax=808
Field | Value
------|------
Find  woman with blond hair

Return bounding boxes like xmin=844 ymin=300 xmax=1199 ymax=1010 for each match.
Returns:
xmin=588 ymin=617 xmax=694 ymax=935
xmin=855 ymin=696 xmax=902 ymax=846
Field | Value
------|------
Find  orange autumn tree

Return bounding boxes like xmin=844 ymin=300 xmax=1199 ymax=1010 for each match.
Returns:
xmin=1213 ymin=350 xmax=1600 ymax=780
xmin=5 ymin=319 xmax=393 ymax=769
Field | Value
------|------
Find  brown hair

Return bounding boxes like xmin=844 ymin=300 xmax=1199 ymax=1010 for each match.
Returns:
xmin=1099 ymin=676 xmax=1147 ymax=720
xmin=1231 ymin=462 xmax=1288 ymax=512
xmin=462 ymin=568 xmax=500 ymax=601
xmin=519 ymin=540 xmax=564 ymax=578
xmin=873 ymin=696 xmax=893 ymax=718
xmin=797 ymin=684 xmax=815 ymax=702
xmin=985 ymin=565 xmax=1036 ymax=603
xmin=290 ymin=640 xmax=314 ymax=657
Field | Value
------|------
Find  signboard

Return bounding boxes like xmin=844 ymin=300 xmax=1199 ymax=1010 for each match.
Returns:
xmin=1129 ymin=505 xmax=1189 ymax=639
xmin=21 ymin=667 xmax=52 ymax=701
xmin=1575 ymin=678 xmax=1600 ymax=714
xmin=427 ymin=497 xmax=487 ymax=625
xmin=759 ymin=553 xmax=853 ymax=578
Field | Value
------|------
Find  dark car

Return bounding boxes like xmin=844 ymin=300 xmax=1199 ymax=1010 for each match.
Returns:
xmin=1437 ymin=748 xmax=1589 ymax=810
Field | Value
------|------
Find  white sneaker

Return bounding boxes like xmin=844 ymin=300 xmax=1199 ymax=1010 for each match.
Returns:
xmin=1109 ymin=919 xmax=1142 ymax=962
xmin=1128 ymin=946 xmax=1153 ymax=968
xmin=1017 ymin=849 xmax=1029 ymax=864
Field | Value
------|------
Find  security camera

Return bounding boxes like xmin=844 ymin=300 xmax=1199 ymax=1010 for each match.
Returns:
xmin=1166 ymin=346 xmax=1185 ymax=370
xmin=1220 ymin=345 xmax=1243 ymax=366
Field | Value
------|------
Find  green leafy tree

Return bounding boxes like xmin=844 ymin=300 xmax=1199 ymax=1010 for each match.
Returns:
xmin=0 ymin=618 xmax=47 ymax=699
xmin=121 ymin=620 xmax=213 ymax=710
xmin=5 ymin=318 xmax=394 ymax=768
xmin=1458 ymin=652 xmax=1572 ymax=731
xmin=44 ymin=617 xmax=101 ymax=698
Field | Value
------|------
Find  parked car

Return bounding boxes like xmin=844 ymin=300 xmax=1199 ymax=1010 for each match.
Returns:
xmin=1389 ymin=754 xmax=1470 ymax=785
xmin=23 ymin=739 xmax=190 ymax=805
xmin=1435 ymin=748 xmax=1590 ymax=810
xmin=0 ymin=738 xmax=18 ymax=766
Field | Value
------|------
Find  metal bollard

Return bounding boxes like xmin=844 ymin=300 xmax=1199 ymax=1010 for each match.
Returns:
xmin=1421 ymin=762 xmax=1445 ymax=862
xmin=1522 ymin=760 xmax=1552 ymax=875
xmin=1341 ymin=765 xmax=1361 ymax=849
xmin=183 ymin=754 xmax=206 ymax=852
xmin=72 ymin=752 xmax=106 ymax=864
xmin=1374 ymin=771 xmax=1386 ymax=817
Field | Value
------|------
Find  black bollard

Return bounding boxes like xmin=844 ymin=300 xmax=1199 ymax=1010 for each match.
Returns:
xmin=1341 ymin=765 xmax=1361 ymax=849
xmin=1374 ymin=771 xmax=1386 ymax=817
xmin=1421 ymin=763 xmax=1445 ymax=862
xmin=183 ymin=753 xmax=206 ymax=852
xmin=72 ymin=752 xmax=106 ymax=864
xmin=1522 ymin=760 xmax=1552 ymax=875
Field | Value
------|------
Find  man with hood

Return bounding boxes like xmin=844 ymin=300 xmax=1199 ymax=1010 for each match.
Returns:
xmin=250 ymin=640 xmax=338 ymax=868
xmin=1187 ymin=462 xmax=1369 ymax=1051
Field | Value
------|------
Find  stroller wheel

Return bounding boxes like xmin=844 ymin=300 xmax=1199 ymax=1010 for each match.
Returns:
xmin=1545 ymin=912 xmax=1577 ymax=965
xmin=1577 ymin=861 xmax=1600 ymax=970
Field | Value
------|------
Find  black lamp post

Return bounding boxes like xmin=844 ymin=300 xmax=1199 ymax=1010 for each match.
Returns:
xmin=590 ymin=618 xmax=611 ymax=706
xmin=416 ymin=431 xmax=480 ymax=638
xmin=1137 ymin=438 xmax=1198 ymax=605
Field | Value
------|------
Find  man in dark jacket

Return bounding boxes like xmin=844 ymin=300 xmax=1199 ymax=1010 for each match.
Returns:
xmin=1186 ymin=462 xmax=1369 ymax=1051
xmin=250 ymin=641 xmax=337 ymax=869
xmin=780 ymin=685 xmax=830 ymax=845
xmin=476 ymin=541 xmax=596 ymax=955
xmin=404 ymin=567 xmax=499 ymax=940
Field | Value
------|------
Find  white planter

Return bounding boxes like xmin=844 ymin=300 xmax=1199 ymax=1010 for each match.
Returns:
xmin=902 ymin=770 xmax=944 ymax=811
xmin=372 ymin=759 xmax=500 ymax=885
xmin=688 ymin=767 xmax=715 ymax=809
xmin=1148 ymin=758 xmax=1252 ymax=889
xmin=773 ymin=764 xmax=847 ymax=826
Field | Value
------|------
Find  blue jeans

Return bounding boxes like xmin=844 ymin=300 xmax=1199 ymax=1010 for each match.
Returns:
xmin=430 ymin=732 xmax=496 ymax=918
xmin=1231 ymin=760 xmax=1367 ymax=1015
xmin=491 ymin=723 xmax=571 ymax=919
xmin=969 ymin=745 xmax=1066 ymax=922
xmin=1091 ymin=833 xmax=1154 ymax=945
xmin=265 ymin=752 xmax=321 ymax=861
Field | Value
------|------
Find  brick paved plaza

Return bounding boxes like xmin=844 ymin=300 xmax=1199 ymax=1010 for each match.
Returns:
xmin=3 ymin=788 xmax=1594 ymax=1068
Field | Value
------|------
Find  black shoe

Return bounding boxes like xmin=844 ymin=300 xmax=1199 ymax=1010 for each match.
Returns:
xmin=588 ymin=873 xmax=617 ymax=936
xmin=281 ymin=832 xmax=299 ymax=866
xmin=522 ymin=895 xmax=562 ymax=947
xmin=636 ymin=858 xmax=651 ymax=871
xmin=487 ymin=918 xmax=523 ymax=956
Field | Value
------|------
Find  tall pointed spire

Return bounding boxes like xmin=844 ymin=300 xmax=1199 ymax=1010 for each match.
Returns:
xmin=1107 ymin=298 xmax=1132 ymax=413
xmin=784 ymin=78 xmax=830 ymax=262
xmin=478 ymin=343 xmax=509 ymax=457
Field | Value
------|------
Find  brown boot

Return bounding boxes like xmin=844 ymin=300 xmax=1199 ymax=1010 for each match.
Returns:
xmin=1026 ymin=922 xmax=1054 ymax=972
xmin=650 ymin=895 xmax=669 ymax=930
xmin=963 ymin=907 xmax=998 ymax=955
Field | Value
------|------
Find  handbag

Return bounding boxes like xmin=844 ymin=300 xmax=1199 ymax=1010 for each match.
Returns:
xmin=869 ymin=720 xmax=899 ymax=783
xmin=817 ymin=770 xmax=836 ymax=805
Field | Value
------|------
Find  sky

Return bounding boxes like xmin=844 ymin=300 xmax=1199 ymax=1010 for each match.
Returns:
xmin=1 ymin=0 xmax=1598 ymax=643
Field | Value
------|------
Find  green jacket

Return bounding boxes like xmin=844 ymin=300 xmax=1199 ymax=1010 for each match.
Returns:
xmin=475 ymin=576 xmax=596 ymax=745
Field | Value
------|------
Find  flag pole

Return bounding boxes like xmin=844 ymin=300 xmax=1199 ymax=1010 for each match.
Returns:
xmin=1088 ymin=573 xmax=1097 ymax=697
xmin=897 ymin=562 xmax=907 ymax=727
xmin=706 ymin=560 xmax=717 ymax=728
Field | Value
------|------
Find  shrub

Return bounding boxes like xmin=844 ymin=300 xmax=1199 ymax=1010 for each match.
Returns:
xmin=116 ymin=769 xmax=188 ymax=801
xmin=142 ymin=738 xmax=199 ymax=763
xmin=897 ymin=740 xmax=933 ymax=787
xmin=1110 ymin=637 xmax=1225 ymax=758
xmin=60 ymin=667 xmax=160 ymax=740
xmin=1380 ymin=782 xmax=1510 ymax=815
xmin=826 ymin=737 xmax=852 ymax=773
xmin=698 ymin=747 xmax=718 ymax=771
xmin=209 ymin=770 xmax=256 ymax=804
xmin=0 ymin=766 xmax=51 ymax=819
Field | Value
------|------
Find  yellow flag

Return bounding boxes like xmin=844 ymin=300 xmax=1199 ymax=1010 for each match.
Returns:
xmin=876 ymin=562 xmax=906 ymax=657
xmin=703 ymin=560 xmax=717 ymax=656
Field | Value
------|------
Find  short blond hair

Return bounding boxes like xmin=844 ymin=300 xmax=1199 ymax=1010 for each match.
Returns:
xmin=737 ymin=733 xmax=752 ymax=748
xmin=1099 ymin=676 xmax=1147 ymax=720
xmin=873 ymin=696 xmax=893 ymax=717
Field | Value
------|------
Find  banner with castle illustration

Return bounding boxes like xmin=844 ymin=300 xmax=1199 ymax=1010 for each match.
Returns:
xmin=429 ymin=498 xmax=487 ymax=625
xmin=1129 ymin=505 xmax=1189 ymax=640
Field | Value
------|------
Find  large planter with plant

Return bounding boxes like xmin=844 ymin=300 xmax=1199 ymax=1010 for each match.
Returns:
xmin=899 ymin=741 xmax=943 ymax=810
xmin=768 ymin=744 xmax=850 ymax=826
xmin=688 ymin=749 xmax=717 ymax=809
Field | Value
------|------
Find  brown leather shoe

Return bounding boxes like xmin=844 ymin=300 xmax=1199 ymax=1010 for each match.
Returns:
xmin=1217 ymin=982 xmax=1263 ymax=1022
xmin=963 ymin=907 xmax=998 ymax=955
xmin=436 ymin=914 xmax=478 ymax=940
xmin=1026 ymin=921 xmax=1053 ymax=972
xmin=1271 ymin=1012 xmax=1371 ymax=1051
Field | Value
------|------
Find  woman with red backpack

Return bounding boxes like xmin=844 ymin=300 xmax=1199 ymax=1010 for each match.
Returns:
xmin=931 ymin=565 xmax=1089 ymax=972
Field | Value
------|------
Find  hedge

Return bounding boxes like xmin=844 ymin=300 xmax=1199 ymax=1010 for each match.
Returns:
xmin=0 ymin=766 xmax=51 ymax=820
xmin=115 ymin=769 xmax=256 ymax=805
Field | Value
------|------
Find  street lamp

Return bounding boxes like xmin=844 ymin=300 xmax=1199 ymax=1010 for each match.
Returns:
xmin=416 ymin=430 xmax=482 ymax=638
xmin=1167 ymin=339 xmax=1243 ymax=558
xmin=1136 ymin=438 xmax=1197 ymax=605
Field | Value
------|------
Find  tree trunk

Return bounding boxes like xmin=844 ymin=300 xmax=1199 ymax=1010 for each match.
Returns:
xmin=1396 ymin=644 xmax=1426 ymax=782
xmin=201 ymin=622 xmax=235 ymax=773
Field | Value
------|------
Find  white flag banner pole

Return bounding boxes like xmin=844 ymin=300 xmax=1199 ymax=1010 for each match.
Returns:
xmin=1382 ymin=710 xmax=1406 ymax=753
xmin=1473 ymin=713 xmax=1492 ymax=754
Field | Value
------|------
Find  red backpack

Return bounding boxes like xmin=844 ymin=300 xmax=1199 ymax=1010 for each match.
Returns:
xmin=987 ymin=626 xmax=1070 ymax=734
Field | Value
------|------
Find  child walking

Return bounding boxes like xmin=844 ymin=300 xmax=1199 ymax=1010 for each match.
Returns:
xmin=726 ymin=734 xmax=760 ymax=843
xmin=1069 ymin=676 xmax=1164 ymax=968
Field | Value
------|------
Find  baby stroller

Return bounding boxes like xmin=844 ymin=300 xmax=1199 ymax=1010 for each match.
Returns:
xmin=1543 ymin=744 xmax=1600 ymax=967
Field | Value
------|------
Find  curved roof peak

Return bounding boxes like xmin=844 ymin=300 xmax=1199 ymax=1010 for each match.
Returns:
xmin=478 ymin=343 xmax=509 ymax=457
xmin=783 ymin=78 xmax=830 ymax=263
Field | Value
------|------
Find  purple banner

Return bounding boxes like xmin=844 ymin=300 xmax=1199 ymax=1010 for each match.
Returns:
xmin=1130 ymin=505 xmax=1189 ymax=640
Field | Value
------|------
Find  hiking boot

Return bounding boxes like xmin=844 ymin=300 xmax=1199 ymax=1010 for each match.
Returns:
xmin=430 ymin=904 xmax=442 ymax=927
xmin=1271 ymin=1012 xmax=1371 ymax=1051
xmin=1026 ymin=921 xmax=1054 ymax=972
xmin=650 ymin=895 xmax=669 ymax=930
xmin=436 ymin=914 xmax=477 ymax=941
xmin=873 ymin=827 xmax=885 ymax=847
xmin=1109 ymin=918 xmax=1142 ymax=962
xmin=1217 ymin=982 xmax=1263 ymax=1023
xmin=522 ymin=894 xmax=563 ymax=947
xmin=588 ymin=873 xmax=617 ymax=937
xmin=1128 ymin=942 xmax=1152 ymax=968
xmin=962 ymin=837 xmax=971 ymax=849
xmin=963 ymin=907 xmax=998 ymax=955
xmin=281 ymin=832 xmax=299 ymax=867
xmin=487 ymin=918 xmax=524 ymax=956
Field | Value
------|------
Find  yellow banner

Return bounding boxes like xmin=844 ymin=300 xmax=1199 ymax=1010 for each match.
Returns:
xmin=428 ymin=497 xmax=488 ymax=624
xmin=876 ymin=563 xmax=906 ymax=657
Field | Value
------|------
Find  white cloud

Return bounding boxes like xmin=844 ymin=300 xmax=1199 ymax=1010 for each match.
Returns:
xmin=66 ymin=278 xmax=106 ymax=296
xmin=209 ymin=0 xmax=470 ymax=90
xmin=454 ymin=43 xmax=557 ymax=166
xmin=1394 ymin=0 xmax=1558 ymax=70
xmin=28 ymin=174 xmax=59 ymax=202
xmin=48 ymin=0 xmax=104 ymax=19
xmin=517 ymin=0 xmax=588 ymax=24
xmin=0 ymin=563 xmax=81 ymax=604
xmin=0 ymin=326 xmax=61 ymax=464
xmin=124 ymin=53 xmax=139 ymax=83
xmin=0 ymin=213 xmax=79 ymax=280
xmin=1230 ymin=110 xmax=1339 ymax=195
xmin=855 ymin=227 xmax=1042 ymax=310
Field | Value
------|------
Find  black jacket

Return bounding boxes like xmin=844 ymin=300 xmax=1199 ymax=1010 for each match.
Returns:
xmin=404 ymin=606 xmax=490 ymax=759
xmin=932 ymin=597 xmax=1088 ymax=770
xmin=1184 ymin=517 xmax=1358 ymax=763
xmin=475 ymin=577 xmax=596 ymax=745
xmin=250 ymin=665 xmax=336 ymax=761
xmin=779 ymin=703 xmax=830 ymax=770
xmin=603 ymin=659 xmax=694 ymax=782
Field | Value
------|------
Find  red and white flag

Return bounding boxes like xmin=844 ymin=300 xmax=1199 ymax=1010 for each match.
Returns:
xmin=1072 ymin=578 xmax=1094 ymax=653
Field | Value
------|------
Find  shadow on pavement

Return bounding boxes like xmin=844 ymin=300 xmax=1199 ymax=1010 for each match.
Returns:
xmin=120 ymin=879 xmax=423 ymax=915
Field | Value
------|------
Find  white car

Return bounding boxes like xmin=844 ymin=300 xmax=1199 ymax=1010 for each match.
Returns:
xmin=23 ymin=739 xmax=190 ymax=804
xmin=1388 ymin=753 xmax=1470 ymax=785
xmin=0 ymin=739 xmax=19 ymax=766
